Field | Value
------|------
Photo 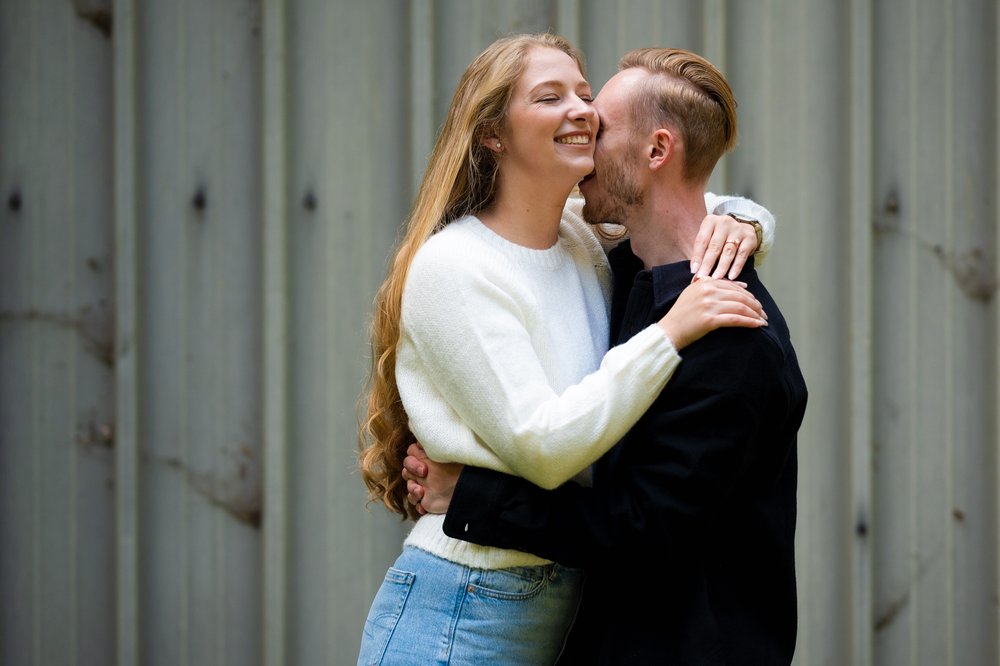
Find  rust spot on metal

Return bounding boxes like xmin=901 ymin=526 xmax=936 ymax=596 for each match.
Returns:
xmin=953 ymin=508 xmax=965 ymax=522
xmin=77 ymin=417 xmax=115 ymax=455
xmin=854 ymin=508 xmax=869 ymax=538
xmin=874 ymin=591 xmax=909 ymax=631
xmin=884 ymin=193 xmax=899 ymax=214
xmin=0 ymin=303 xmax=114 ymax=367
xmin=303 ymin=191 xmax=317 ymax=211
xmin=872 ymin=201 xmax=997 ymax=302
xmin=144 ymin=443 xmax=263 ymax=529
xmin=873 ymin=190 xmax=902 ymax=236
xmin=932 ymin=245 xmax=997 ymax=303
xmin=192 ymin=186 xmax=207 ymax=212
xmin=72 ymin=1 xmax=112 ymax=39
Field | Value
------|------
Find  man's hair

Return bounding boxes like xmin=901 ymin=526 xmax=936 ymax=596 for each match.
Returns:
xmin=618 ymin=48 xmax=738 ymax=183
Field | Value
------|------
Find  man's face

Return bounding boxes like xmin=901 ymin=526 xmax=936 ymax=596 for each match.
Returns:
xmin=579 ymin=69 xmax=646 ymax=226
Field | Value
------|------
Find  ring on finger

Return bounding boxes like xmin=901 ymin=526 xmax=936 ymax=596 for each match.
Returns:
xmin=724 ymin=239 xmax=738 ymax=247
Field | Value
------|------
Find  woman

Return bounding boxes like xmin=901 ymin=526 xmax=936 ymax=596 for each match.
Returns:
xmin=357 ymin=33 xmax=771 ymax=664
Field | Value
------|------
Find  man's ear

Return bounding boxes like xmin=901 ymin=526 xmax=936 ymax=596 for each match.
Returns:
xmin=648 ymin=128 xmax=677 ymax=171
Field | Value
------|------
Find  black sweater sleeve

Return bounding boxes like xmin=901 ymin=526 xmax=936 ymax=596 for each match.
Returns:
xmin=443 ymin=326 xmax=798 ymax=568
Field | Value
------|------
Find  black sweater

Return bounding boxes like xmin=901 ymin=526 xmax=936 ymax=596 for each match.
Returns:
xmin=443 ymin=244 xmax=808 ymax=665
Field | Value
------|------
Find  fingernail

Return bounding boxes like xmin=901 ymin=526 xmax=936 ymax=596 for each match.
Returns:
xmin=736 ymin=281 xmax=748 ymax=288
xmin=691 ymin=261 xmax=700 ymax=273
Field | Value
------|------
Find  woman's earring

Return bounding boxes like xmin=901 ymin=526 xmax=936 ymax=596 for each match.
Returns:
xmin=496 ymin=142 xmax=502 ymax=150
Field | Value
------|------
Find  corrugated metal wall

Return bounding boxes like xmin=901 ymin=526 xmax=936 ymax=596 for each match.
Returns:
xmin=0 ymin=0 xmax=996 ymax=664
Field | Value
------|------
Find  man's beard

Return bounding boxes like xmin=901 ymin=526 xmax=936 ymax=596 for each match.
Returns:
xmin=582 ymin=157 xmax=643 ymax=226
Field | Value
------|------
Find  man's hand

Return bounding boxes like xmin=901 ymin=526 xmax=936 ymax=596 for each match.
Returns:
xmin=401 ymin=442 xmax=463 ymax=516
xmin=690 ymin=213 xmax=759 ymax=279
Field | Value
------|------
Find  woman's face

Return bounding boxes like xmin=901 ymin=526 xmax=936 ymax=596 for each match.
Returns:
xmin=496 ymin=47 xmax=599 ymax=185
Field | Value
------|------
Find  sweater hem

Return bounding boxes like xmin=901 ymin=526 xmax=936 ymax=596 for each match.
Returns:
xmin=404 ymin=514 xmax=552 ymax=569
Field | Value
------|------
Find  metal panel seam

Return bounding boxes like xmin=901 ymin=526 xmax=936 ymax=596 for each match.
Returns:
xmin=262 ymin=0 xmax=289 ymax=664
xmin=113 ymin=0 xmax=140 ymax=663
xmin=849 ymin=0 xmax=874 ymax=664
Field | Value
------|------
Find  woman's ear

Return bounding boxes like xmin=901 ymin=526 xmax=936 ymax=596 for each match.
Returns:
xmin=480 ymin=136 xmax=504 ymax=153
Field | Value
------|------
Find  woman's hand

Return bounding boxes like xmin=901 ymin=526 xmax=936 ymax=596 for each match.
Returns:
xmin=657 ymin=277 xmax=767 ymax=350
xmin=402 ymin=442 xmax=463 ymax=515
xmin=690 ymin=213 xmax=759 ymax=279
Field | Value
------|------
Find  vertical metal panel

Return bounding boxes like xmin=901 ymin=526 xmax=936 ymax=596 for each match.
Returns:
xmin=32 ymin=4 xmax=75 ymax=662
xmin=848 ymin=0 xmax=875 ymax=663
xmin=996 ymin=5 xmax=1000 ymax=661
xmin=996 ymin=7 xmax=1000 ymax=664
xmin=135 ymin=0 xmax=187 ymax=657
xmin=431 ymin=0 xmax=556 ymax=125
xmin=871 ymin=0 xmax=998 ymax=665
xmin=752 ymin=3 xmax=854 ymax=664
xmin=1 ymin=0 xmax=116 ymax=664
xmin=284 ymin=1 xmax=414 ymax=661
xmin=71 ymin=1 xmax=117 ymax=656
xmin=261 ymin=0 xmax=290 ymax=663
xmin=579 ymin=0 xmax=705 ymax=90
xmin=134 ymin=0 xmax=263 ymax=664
xmin=872 ymin=0 xmax=919 ymax=659
xmin=114 ymin=0 xmax=141 ymax=663
xmin=409 ymin=0 xmax=435 ymax=197
xmin=874 ymin=2 xmax=997 ymax=663
xmin=555 ymin=0 xmax=582 ymax=45
xmin=1 ymin=2 xmax=38 ymax=662
xmin=947 ymin=4 xmax=999 ymax=662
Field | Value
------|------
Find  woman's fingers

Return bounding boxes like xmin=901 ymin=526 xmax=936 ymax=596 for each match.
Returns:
xmin=710 ymin=236 xmax=741 ymax=279
xmin=690 ymin=215 xmax=718 ymax=274
xmin=692 ymin=214 xmax=758 ymax=279
xmin=406 ymin=479 xmax=428 ymax=515
xmin=692 ymin=277 xmax=767 ymax=320
xmin=726 ymin=237 xmax=755 ymax=280
xmin=695 ymin=224 xmax=730 ymax=278
xmin=402 ymin=455 xmax=428 ymax=479
xmin=406 ymin=479 xmax=424 ymax=502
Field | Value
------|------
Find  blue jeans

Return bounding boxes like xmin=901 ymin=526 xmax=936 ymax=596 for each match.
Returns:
xmin=358 ymin=546 xmax=584 ymax=665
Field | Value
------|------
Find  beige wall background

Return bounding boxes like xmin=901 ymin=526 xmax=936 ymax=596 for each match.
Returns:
xmin=1 ymin=0 xmax=997 ymax=664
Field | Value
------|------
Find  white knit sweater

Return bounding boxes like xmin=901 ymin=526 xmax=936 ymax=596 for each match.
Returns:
xmin=399 ymin=193 xmax=775 ymax=569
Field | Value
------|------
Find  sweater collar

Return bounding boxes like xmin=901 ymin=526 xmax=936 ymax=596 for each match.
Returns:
xmin=649 ymin=260 xmax=697 ymax=307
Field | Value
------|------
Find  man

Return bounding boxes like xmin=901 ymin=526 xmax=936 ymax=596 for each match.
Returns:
xmin=405 ymin=48 xmax=808 ymax=665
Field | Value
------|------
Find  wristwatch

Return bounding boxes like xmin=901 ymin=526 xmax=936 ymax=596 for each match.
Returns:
xmin=728 ymin=213 xmax=763 ymax=251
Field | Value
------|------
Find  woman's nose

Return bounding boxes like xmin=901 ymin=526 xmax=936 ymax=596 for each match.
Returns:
xmin=571 ymin=97 xmax=597 ymax=124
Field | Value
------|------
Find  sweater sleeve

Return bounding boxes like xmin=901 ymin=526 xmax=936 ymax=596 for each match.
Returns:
xmin=397 ymin=239 xmax=681 ymax=490
xmin=441 ymin=327 xmax=792 ymax=568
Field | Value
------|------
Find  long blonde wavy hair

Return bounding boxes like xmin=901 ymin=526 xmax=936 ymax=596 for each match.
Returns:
xmin=358 ymin=33 xmax=586 ymax=519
